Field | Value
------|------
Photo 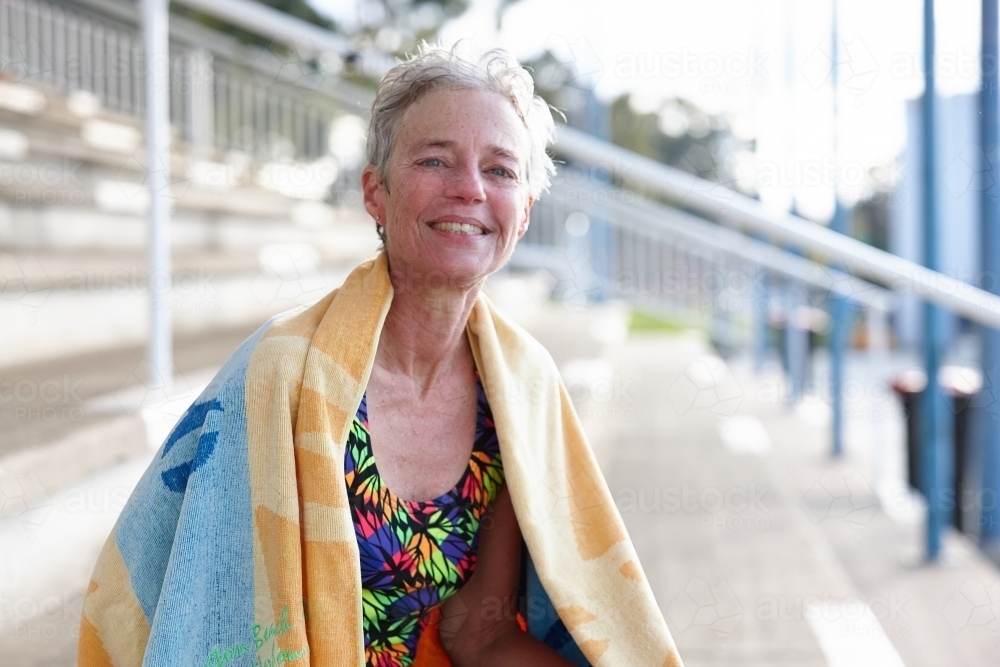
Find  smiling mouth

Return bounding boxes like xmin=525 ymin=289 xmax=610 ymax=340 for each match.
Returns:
xmin=429 ymin=221 xmax=486 ymax=235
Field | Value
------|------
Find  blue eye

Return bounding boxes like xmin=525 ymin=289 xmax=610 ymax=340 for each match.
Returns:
xmin=421 ymin=158 xmax=443 ymax=167
xmin=491 ymin=167 xmax=515 ymax=179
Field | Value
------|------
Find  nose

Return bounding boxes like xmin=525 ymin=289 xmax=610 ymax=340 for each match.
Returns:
xmin=445 ymin=161 xmax=486 ymax=203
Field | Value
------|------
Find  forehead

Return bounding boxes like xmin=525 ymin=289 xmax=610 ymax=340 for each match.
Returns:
xmin=394 ymin=88 xmax=530 ymax=160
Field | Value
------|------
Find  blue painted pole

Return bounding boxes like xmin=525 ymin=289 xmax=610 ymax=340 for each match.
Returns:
xmin=754 ymin=268 xmax=769 ymax=372
xmin=785 ymin=276 xmax=807 ymax=404
xmin=830 ymin=240 xmax=849 ymax=457
xmin=921 ymin=0 xmax=953 ymax=561
xmin=979 ymin=0 xmax=1000 ymax=552
xmin=830 ymin=0 xmax=848 ymax=457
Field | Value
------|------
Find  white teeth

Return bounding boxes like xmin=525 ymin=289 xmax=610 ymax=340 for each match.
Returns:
xmin=430 ymin=221 xmax=485 ymax=235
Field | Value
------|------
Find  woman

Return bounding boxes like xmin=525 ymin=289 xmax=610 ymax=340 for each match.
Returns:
xmin=78 ymin=45 xmax=681 ymax=667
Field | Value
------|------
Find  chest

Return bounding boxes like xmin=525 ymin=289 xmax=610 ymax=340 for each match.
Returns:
xmin=363 ymin=372 xmax=479 ymax=501
xmin=343 ymin=381 xmax=504 ymax=663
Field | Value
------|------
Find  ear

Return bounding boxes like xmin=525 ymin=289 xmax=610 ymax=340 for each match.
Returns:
xmin=362 ymin=165 xmax=386 ymax=224
xmin=515 ymin=195 xmax=534 ymax=240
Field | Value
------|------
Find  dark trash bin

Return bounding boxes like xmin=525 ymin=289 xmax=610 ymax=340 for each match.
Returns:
xmin=891 ymin=366 xmax=983 ymax=533
xmin=891 ymin=369 xmax=927 ymax=493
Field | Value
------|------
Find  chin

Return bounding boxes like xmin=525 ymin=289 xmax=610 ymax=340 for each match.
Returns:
xmin=389 ymin=249 xmax=491 ymax=292
xmin=429 ymin=252 xmax=495 ymax=287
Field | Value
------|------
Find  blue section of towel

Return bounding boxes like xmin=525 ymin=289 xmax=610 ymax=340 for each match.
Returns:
xmin=526 ymin=555 xmax=592 ymax=666
xmin=112 ymin=324 xmax=267 ymax=665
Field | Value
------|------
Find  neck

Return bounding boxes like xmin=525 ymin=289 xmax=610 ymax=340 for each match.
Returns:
xmin=375 ymin=263 xmax=482 ymax=394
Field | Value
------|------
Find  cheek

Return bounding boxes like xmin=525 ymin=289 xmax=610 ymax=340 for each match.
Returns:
xmin=404 ymin=171 xmax=436 ymax=191
xmin=490 ymin=186 xmax=527 ymax=216
xmin=500 ymin=194 xmax=530 ymax=235
xmin=392 ymin=174 xmax=445 ymax=212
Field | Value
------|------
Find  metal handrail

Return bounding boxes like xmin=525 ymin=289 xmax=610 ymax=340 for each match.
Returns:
xmin=554 ymin=125 xmax=1000 ymax=329
xmin=2 ymin=0 xmax=369 ymax=163
xmin=604 ymin=187 xmax=894 ymax=311
xmin=175 ymin=0 xmax=353 ymax=54
xmin=11 ymin=0 xmax=987 ymax=329
xmin=172 ymin=0 xmax=394 ymax=77
xmin=72 ymin=0 xmax=377 ymax=110
xmin=516 ymin=175 xmax=892 ymax=351
xmin=11 ymin=0 xmax=982 ymax=564
xmin=166 ymin=0 xmax=995 ymax=328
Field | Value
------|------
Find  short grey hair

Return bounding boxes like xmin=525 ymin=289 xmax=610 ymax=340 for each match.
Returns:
xmin=365 ymin=43 xmax=557 ymax=214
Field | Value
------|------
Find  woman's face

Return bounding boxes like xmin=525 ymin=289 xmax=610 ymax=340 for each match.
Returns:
xmin=363 ymin=88 xmax=534 ymax=292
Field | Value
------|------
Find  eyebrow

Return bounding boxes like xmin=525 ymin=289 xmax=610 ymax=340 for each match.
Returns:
xmin=415 ymin=139 xmax=522 ymax=162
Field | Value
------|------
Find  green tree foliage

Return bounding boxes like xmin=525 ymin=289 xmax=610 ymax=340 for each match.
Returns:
xmin=525 ymin=50 xmax=753 ymax=195
xmin=260 ymin=0 xmax=335 ymax=27
xmin=850 ymin=193 xmax=891 ymax=251
xmin=609 ymin=95 xmax=751 ymax=192
xmin=351 ymin=0 xmax=471 ymax=53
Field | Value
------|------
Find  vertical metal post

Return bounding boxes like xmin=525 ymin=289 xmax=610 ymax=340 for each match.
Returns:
xmin=754 ymin=267 xmax=770 ymax=371
xmin=830 ymin=0 xmax=848 ymax=457
xmin=785 ymin=278 xmax=807 ymax=403
xmin=979 ymin=0 xmax=1000 ymax=551
xmin=830 ymin=258 xmax=849 ymax=456
xmin=186 ymin=47 xmax=214 ymax=153
xmin=921 ymin=0 xmax=952 ymax=561
xmin=143 ymin=0 xmax=173 ymax=388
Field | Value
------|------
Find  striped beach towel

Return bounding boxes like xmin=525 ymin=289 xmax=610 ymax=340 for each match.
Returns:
xmin=78 ymin=253 xmax=682 ymax=667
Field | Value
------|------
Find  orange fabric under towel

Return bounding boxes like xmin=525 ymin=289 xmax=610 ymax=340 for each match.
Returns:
xmin=412 ymin=608 xmax=531 ymax=666
xmin=412 ymin=607 xmax=452 ymax=667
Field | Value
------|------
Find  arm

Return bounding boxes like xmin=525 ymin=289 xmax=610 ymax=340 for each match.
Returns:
xmin=440 ymin=484 xmax=577 ymax=667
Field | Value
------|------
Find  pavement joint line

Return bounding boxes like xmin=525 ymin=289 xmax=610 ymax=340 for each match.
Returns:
xmin=718 ymin=414 xmax=773 ymax=455
xmin=806 ymin=600 xmax=908 ymax=667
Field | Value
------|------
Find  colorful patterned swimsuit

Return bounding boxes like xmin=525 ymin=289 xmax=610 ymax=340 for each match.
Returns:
xmin=344 ymin=376 xmax=505 ymax=667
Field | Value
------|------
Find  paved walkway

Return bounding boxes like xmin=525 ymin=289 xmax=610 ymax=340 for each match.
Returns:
xmin=2 ymin=280 xmax=999 ymax=665
xmin=572 ymin=328 xmax=1000 ymax=666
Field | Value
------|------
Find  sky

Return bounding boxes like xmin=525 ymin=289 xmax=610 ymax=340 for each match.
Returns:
xmin=309 ymin=0 xmax=984 ymax=221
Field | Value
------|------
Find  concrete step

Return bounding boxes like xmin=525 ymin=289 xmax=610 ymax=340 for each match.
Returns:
xmin=0 ymin=80 xmax=376 ymax=261
xmin=0 ymin=196 xmax=378 ymax=254
xmin=0 ymin=253 xmax=364 ymax=367
xmin=0 ymin=324 xmax=259 ymax=509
